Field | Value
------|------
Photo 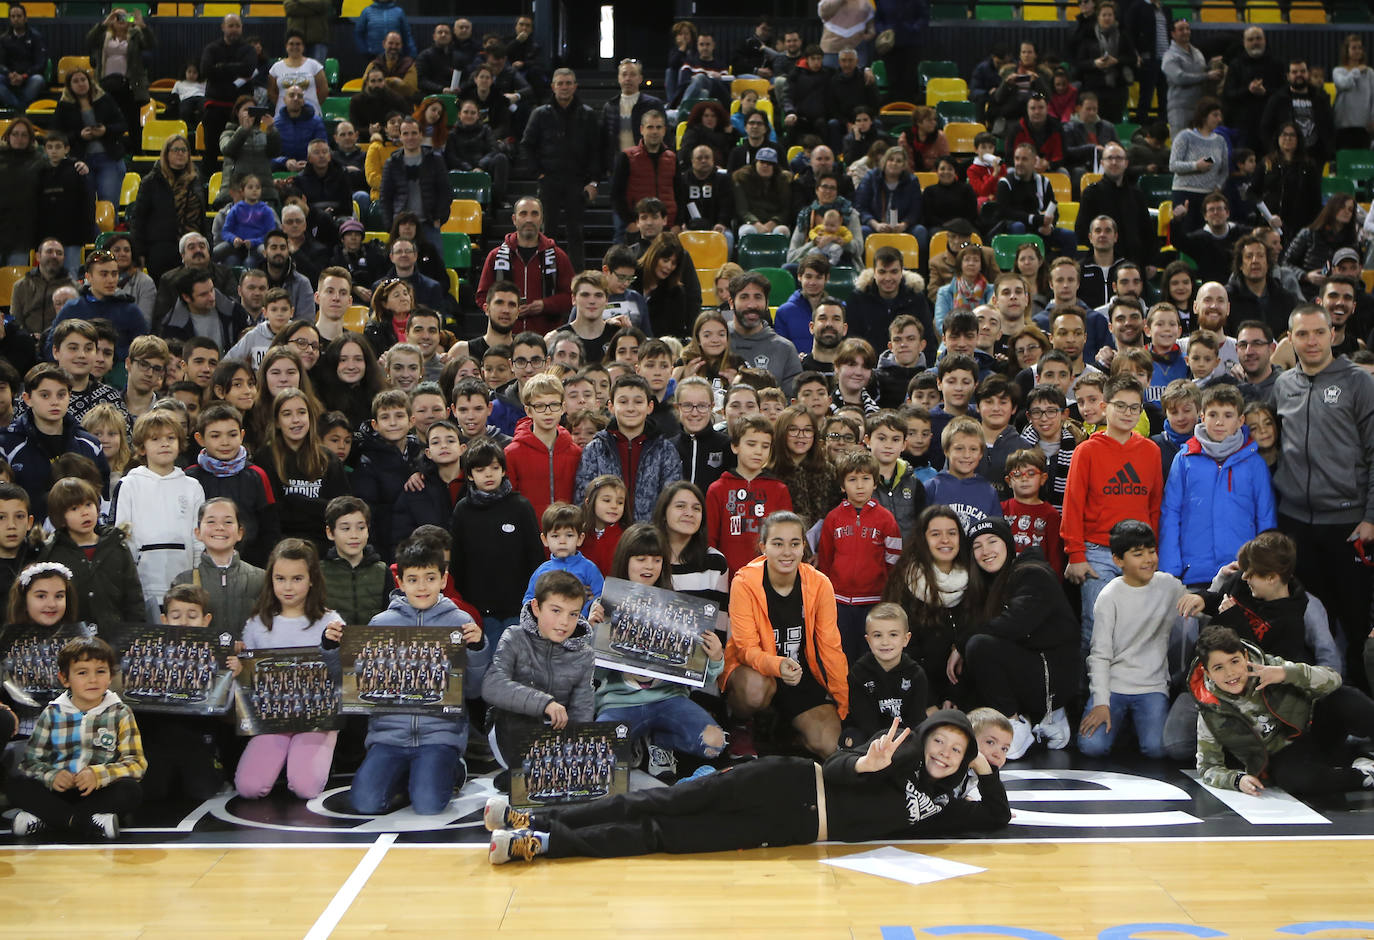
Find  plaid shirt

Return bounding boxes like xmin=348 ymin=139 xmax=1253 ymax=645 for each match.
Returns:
xmin=19 ymin=691 xmax=146 ymax=789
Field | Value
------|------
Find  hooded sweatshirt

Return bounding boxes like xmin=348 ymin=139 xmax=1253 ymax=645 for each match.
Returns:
xmin=1061 ymin=431 xmax=1163 ymax=563
xmin=705 ymin=470 xmax=794 ymax=578
xmin=504 ymin=418 xmax=582 ymax=523
xmin=729 ymin=323 xmax=804 ymax=397
xmin=112 ymin=465 xmax=205 ymax=616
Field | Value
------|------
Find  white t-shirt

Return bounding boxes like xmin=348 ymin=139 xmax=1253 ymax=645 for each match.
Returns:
xmin=269 ymin=58 xmax=325 ymax=115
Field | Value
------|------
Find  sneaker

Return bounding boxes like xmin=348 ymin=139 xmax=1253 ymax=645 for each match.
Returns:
xmin=646 ymin=744 xmax=678 ymax=783
xmin=1007 ymin=715 xmax=1035 ymax=761
xmin=483 ymin=795 xmax=531 ymax=832
xmin=1035 ymin=707 xmax=1071 ymax=750
xmin=726 ymin=722 xmax=757 ymax=759
xmin=1353 ymin=756 xmax=1374 ymax=789
xmin=11 ymin=810 xmax=44 ymax=837
xmin=489 ymin=828 xmax=543 ymax=865
xmin=90 ymin=813 xmax=119 ymax=840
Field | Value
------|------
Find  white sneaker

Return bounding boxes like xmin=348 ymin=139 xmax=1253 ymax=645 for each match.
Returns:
xmin=482 ymin=795 xmax=531 ymax=832
xmin=1353 ymin=756 xmax=1374 ymax=789
xmin=90 ymin=813 xmax=119 ymax=839
xmin=1007 ymin=715 xmax=1035 ymax=761
xmin=488 ymin=828 xmax=543 ymax=865
xmin=1035 ymin=708 xmax=1071 ymax=750
xmin=647 ymin=744 xmax=678 ymax=783
xmin=11 ymin=810 xmax=44 ymax=837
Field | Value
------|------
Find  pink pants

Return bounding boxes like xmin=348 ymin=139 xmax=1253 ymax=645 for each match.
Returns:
xmin=234 ymin=731 xmax=338 ymax=799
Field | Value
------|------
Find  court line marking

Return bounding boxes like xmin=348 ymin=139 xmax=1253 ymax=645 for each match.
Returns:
xmin=5 ymin=833 xmax=1374 ymax=852
xmin=302 ymin=832 xmax=396 ymax=940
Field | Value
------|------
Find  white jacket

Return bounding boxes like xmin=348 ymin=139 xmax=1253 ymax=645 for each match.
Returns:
xmin=113 ymin=466 xmax=205 ymax=618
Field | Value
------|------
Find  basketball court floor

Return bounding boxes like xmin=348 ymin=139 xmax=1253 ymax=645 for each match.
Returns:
xmin=4 ymin=750 xmax=1374 ymax=938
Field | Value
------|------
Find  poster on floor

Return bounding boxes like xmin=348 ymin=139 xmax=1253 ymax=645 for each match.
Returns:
xmin=592 ymin=578 xmax=714 ymax=688
xmin=511 ymin=721 xmax=634 ymax=810
xmin=104 ymin=623 xmax=236 ymax=715
xmin=0 ymin=622 xmax=97 ymax=710
xmin=233 ymin=647 xmax=341 ymax=735
xmin=338 ymin=626 xmax=466 ymax=716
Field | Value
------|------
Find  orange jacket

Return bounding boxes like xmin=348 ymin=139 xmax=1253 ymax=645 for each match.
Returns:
xmin=721 ymin=557 xmax=849 ymax=718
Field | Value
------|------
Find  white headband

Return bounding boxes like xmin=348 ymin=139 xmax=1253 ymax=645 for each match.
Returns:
xmin=19 ymin=562 xmax=73 ymax=588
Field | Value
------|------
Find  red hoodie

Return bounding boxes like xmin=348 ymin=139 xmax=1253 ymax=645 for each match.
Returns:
xmin=475 ymin=232 xmax=574 ymax=335
xmin=706 ymin=470 xmax=794 ymax=579
xmin=816 ymin=499 xmax=902 ymax=604
xmin=1060 ymin=432 xmax=1162 ymax=563
xmin=504 ymin=417 xmax=582 ymax=523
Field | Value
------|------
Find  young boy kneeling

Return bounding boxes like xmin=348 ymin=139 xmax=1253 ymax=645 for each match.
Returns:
xmin=349 ymin=536 xmax=492 ymax=815
xmin=10 ymin=637 xmax=146 ymax=840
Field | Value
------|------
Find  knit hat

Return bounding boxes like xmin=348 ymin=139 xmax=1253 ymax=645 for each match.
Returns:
xmin=338 ymin=218 xmax=365 ymax=235
xmin=755 ymin=147 xmax=779 ymax=164
xmin=965 ymin=517 xmax=1015 ymax=556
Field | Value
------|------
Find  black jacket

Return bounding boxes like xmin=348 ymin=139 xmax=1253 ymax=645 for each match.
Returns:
xmin=186 ymin=458 xmax=282 ymax=568
xmin=675 ymin=425 xmax=734 ymax=493
xmin=132 ymin=169 xmax=207 ymax=269
xmin=53 ymin=92 xmax=127 ymax=162
xmin=1222 ymin=51 xmax=1286 ymax=141
xmin=293 ymin=160 xmax=355 ymax=213
xmin=39 ymin=525 xmax=145 ymax=631
xmin=1226 ymin=273 xmax=1297 ymax=340
xmin=599 ymin=91 xmax=666 ymax=170
xmin=1077 ymin=175 xmax=1157 ymax=267
xmin=157 ymin=291 xmax=252 ymax=347
xmin=844 ymin=651 xmax=929 ymax=747
xmin=392 ymin=464 xmax=462 ymax=540
xmin=258 ymin=446 xmax=351 ymax=553
xmin=0 ymin=412 xmax=109 ymax=525
xmin=826 ymin=68 xmax=880 ymax=126
xmin=1261 ymin=84 xmax=1335 ymax=163
xmin=416 ymin=42 xmax=455 ymax=95
xmin=331 ymin=240 xmax=389 ymax=290
xmin=200 ymin=37 xmax=258 ymax=104
xmin=521 ymin=95 xmax=601 ymax=184
xmin=379 ymin=146 xmax=452 ymax=229
xmin=449 ymin=485 xmax=544 ymax=618
xmin=348 ymin=87 xmax=411 ymax=132
xmin=845 ymin=276 xmax=935 ymax=356
xmin=676 ymin=166 xmax=735 ymax=231
xmin=0 ymin=26 xmax=46 ymax=77
xmin=1199 ymin=571 xmax=1324 ymax=667
xmin=349 ymin=427 xmax=424 ymax=561
xmin=444 ymin=120 xmax=505 ymax=170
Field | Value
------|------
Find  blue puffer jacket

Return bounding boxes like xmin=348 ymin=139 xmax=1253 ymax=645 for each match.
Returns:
xmin=354 ymin=0 xmax=415 ymax=57
xmin=1159 ymin=434 xmax=1277 ymax=584
xmin=273 ymin=103 xmax=327 ymax=165
xmin=854 ymin=167 xmax=923 ymax=230
xmin=362 ymin=594 xmax=491 ymax=752
xmin=45 ymin=288 xmax=149 ymax=361
xmin=573 ymin=421 xmax=685 ymax=523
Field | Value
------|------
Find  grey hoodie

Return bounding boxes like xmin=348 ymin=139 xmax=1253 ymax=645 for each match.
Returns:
xmin=482 ymin=600 xmax=595 ymax=722
xmin=363 ymin=593 xmax=491 ymax=751
xmin=1273 ymin=355 xmax=1374 ymax=525
xmin=730 ymin=322 xmax=803 ymax=396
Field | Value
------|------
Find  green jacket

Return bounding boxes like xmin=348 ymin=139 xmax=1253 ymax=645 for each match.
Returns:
xmin=170 ymin=551 xmax=265 ymax=641
xmin=284 ymin=0 xmax=330 ymax=45
xmin=86 ymin=22 xmax=155 ymax=103
xmin=1189 ymin=640 xmax=1342 ymax=790
xmin=320 ymin=546 xmax=392 ymax=626
xmin=40 ymin=525 xmax=145 ymax=630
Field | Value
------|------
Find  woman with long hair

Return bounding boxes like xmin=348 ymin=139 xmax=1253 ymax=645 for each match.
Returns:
xmin=635 ymin=232 xmax=692 ymax=338
xmin=268 ymin=29 xmax=327 ymax=115
xmin=900 ymin=106 xmax=949 ymax=172
xmin=256 ymin=389 xmax=349 ymax=551
xmin=952 ymin=517 xmax=1078 ymax=760
xmin=85 ymin=5 xmax=153 ymax=149
xmin=883 ymin=505 xmax=970 ymax=710
xmin=1282 ymin=192 xmax=1362 ymax=296
xmin=1015 ymin=239 xmax=1050 ymax=313
xmin=934 ymin=245 xmax=995 ymax=331
xmin=1168 ymin=96 xmax=1229 ymax=235
xmin=771 ymin=405 xmax=838 ymax=530
xmin=363 ymin=276 xmax=417 ymax=359
xmin=414 ymin=95 xmax=450 ymax=150
xmin=674 ymin=311 xmax=741 ymax=401
xmin=1161 ymin=259 xmax=1197 ymax=330
xmin=54 ymin=68 xmax=128 ymax=205
xmin=248 ymin=345 xmax=318 ymax=449
xmin=316 ymin=334 xmax=386 ymax=429
xmin=132 ymin=133 xmax=204 ymax=279
xmin=680 ymin=99 xmax=734 ymax=167
xmin=919 ymin=154 xmax=977 ymax=236
xmin=652 ymin=481 xmax=729 ymax=629
xmin=1260 ymin=122 xmax=1322 ymax=246
xmin=1333 ymin=33 xmax=1374 ymax=152
xmin=274 ymin=319 xmax=324 ymax=375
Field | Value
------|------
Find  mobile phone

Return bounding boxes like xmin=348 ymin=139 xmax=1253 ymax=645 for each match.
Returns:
xmin=248 ymin=106 xmax=269 ymax=119
xmin=1203 ymin=157 xmax=1214 ymax=164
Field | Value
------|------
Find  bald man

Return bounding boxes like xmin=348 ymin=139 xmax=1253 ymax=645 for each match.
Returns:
xmin=200 ymin=14 xmax=259 ymax=170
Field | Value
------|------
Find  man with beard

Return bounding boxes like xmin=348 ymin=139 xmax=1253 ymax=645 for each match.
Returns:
xmin=1222 ymin=27 xmax=1286 ymax=148
xmin=365 ymin=30 xmax=419 ymax=102
xmin=152 ymin=233 xmax=237 ymax=328
xmin=1272 ymin=275 xmax=1364 ymax=370
xmin=449 ymin=280 xmax=521 ymax=362
xmin=348 ymin=68 xmax=411 ymax=138
xmin=775 ymin=254 xmax=831 ymax=353
xmin=1227 ymin=234 xmax=1296 ymax=340
xmin=254 ymin=229 xmax=317 ymax=318
xmin=1183 ymin=280 xmax=1239 ymax=369
xmin=728 ymin=271 xmax=802 ymax=396
xmin=1234 ymin=320 xmax=1279 ymax=404
xmin=1261 ymin=59 xmax=1334 ymax=166
xmin=799 ymin=300 xmax=848 ymax=375
xmin=1092 ymin=261 xmax=1145 ymax=323
xmin=474 ymin=196 xmax=573 ymax=336
xmin=676 ymin=144 xmax=735 ymax=255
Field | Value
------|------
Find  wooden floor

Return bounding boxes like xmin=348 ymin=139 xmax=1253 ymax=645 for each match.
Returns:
xmin=5 ymin=837 xmax=1374 ymax=938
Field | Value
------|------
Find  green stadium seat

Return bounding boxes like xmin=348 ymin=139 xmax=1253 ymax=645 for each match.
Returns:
xmin=737 ymin=233 xmax=789 ymax=269
xmin=754 ymin=266 xmax=797 ymax=304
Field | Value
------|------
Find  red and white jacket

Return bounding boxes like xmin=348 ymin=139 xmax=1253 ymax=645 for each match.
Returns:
xmin=816 ymin=499 xmax=902 ymax=605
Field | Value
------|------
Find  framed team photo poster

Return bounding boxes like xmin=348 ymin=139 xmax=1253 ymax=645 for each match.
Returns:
xmin=338 ymin=626 xmax=467 ymax=716
xmin=105 ymin=623 xmax=236 ymax=715
xmin=234 ymin=647 xmax=341 ymax=734
xmin=510 ymin=721 xmax=633 ymax=810
xmin=0 ymin=622 xmax=97 ymax=710
xmin=592 ymin=577 xmax=715 ymax=688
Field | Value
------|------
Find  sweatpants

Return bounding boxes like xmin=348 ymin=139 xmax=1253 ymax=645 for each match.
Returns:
xmin=960 ymin=634 xmax=1077 ymax=722
xmin=543 ymin=756 xmax=820 ymax=858
xmin=8 ymin=775 xmax=142 ymax=829
xmin=1267 ymin=686 xmax=1374 ymax=797
xmin=234 ymin=730 xmax=338 ymax=799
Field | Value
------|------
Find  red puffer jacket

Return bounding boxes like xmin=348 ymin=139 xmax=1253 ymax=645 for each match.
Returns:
xmin=504 ymin=418 xmax=583 ymax=523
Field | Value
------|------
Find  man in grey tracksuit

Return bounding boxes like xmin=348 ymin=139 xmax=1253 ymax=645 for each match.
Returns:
xmin=728 ymin=270 xmax=803 ymax=396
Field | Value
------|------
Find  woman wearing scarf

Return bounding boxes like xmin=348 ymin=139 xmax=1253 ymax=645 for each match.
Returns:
xmin=883 ymin=505 xmax=970 ymax=710
xmin=934 ymin=245 xmax=995 ymax=333
xmin=1075 ymin=1 xmax=1137 ymax=123
xmin=485 ymin=710 xmax=1009 ymax=863
xmin=132 ymin=134 xmax=205 ymax=280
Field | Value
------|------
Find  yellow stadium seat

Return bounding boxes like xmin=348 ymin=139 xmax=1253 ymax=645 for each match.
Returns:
xmin=1044 ymin=171 xmax=1072 ymax=203
xmin=1288 ymin=3 xmax=1326 ymax=23
xmin=1057 ymin=201 xmax=1078 ymax=227
xmin=1363 ymin=270 xmax=1374 ymax=293
xmin=729 ymin=96 xmax=773 ymax=123
xmin=879 ymin=101 xmax=918 ymax=117
xmin=676 ymin=122 xmax=686 ymax=149
xmin=341 ymin=0 xmax=368 ymax=17
xmin=201 ymin=3 xmax=242 ymax=16
xmin=1080 ymin=172 xmax=1103 ymax=189
xmin=120 ymin=172 xmax=141 ymax=206
xmin=343 ymin=305 xmax=369 ymax=332
xmin=154 ymin=3 xmax=194 ymax=14
xmin=342 ymin=77 xmax=363 ymax=92
xmin=441 ymin=199 xmax=483 ymax=235
xmin=865 ymin=232 xmax=920 ymax=269
xmin=678 ymin=231 xmax=728 ymax=270
xmin=1158 ymin=200 xmax=1172 ymax=237
xmin=730 ymin=77 xmax=770 ymax=100
xmin=786 ymin=145 xmax=803 ymax=163
xmin=95 ymin=200 xmax=115 ymax=233
xmin=701 ymin=282 xmax=718 ymax=307
xmin=929 ymin=229 xmax=981 ymax=260
xmin=364 ymin=231 xmax=390 ymax=244
xmin=1245 ymin=3 xmax=1282 ymax=22
xmin=247 ymin=3 xmax=286 ymax=14
xmin=924 ymin=78 xmax=968 ymax=106
xmin=22 ymin=1 xmax=54 ymax=14
xmin=142 ymin=119 xmax=187 ymax=153
xmin=1022 ymin=2 xmax=1060 ymax=20
xmin=0 ymin=266 xmax=31 ymax=306
xmin=25 ymin=98 xmax=56 ymax=115
xmin=447 ymin=268 xmax=461 ymax=303
xmin=148 ymin=78 xmax=177 ymax=93
xmin=1198 ymin=3 xmax=1238 ymax=23
xmin=943 ymin=122 xmax=984 ymax=154
xmin=208 ymin=171 xmax=223 ymax=204
xmin=56 ymin=56 xmax=91 ymax=85
xmin=915 ymin=172 xmax=937 ymax=188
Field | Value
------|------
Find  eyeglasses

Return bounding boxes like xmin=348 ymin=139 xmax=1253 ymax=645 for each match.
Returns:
xmin=512 ymin=356 xmax=546 ymax=369
xmin=825 ymin=433 xmax=857 ymax=443
xmin=526 ymin=401 xmax=561 ymax=414
xmin=1027 ymin=407 xmax=1062 ymax=419
xmin=677 ymin=402 xmax=711 ymax=413
xmin=1108 ymin=400 xmax=1143 ymax=415
xmin=786 ymin=426 xmax=815 ymax=436
xmin=1007 ymin=468 xmax=1043 ymax=479
xmin=290 ymin=338 xmax=321 ymax=353
xmin=131 ymin=358 xmax=165 ymax=375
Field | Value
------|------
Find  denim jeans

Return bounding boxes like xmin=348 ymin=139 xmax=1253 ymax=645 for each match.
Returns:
xmin=482 ymin=615 xmax=519 ymax=655
xmin=350 ymin=742 xmax=464 ymax=815
xmin=87 ymin=151 xmax=126 ymax=206
xmin=1077 ymin=690 xmax=1169 ymax=758
xmin=597 ymin=695 xmax=723 ymax=758
xmin=1079 ymin=542 xmax=1122 ymax=659
xmin=0 ymin=73 xmax=46 ymax=110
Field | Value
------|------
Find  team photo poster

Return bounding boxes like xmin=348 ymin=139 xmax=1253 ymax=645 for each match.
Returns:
xmin=0 ymin=623 xmax=98 ymax=710
xmin=234 ymin=647 xmax=341 ymax=735
xmin=104 ymin=623 xmax=236 ymax=715
xmin=339 ymin=626 xmax=467 ymax=716
xmin=593 ymin=578 xmax=715 ymax=688
xmin=511 ymin=721 xmax=633 ymax=810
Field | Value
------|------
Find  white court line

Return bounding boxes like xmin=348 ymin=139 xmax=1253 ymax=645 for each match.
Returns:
xmin=302 ymin=832 xmax=397 ymax=940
